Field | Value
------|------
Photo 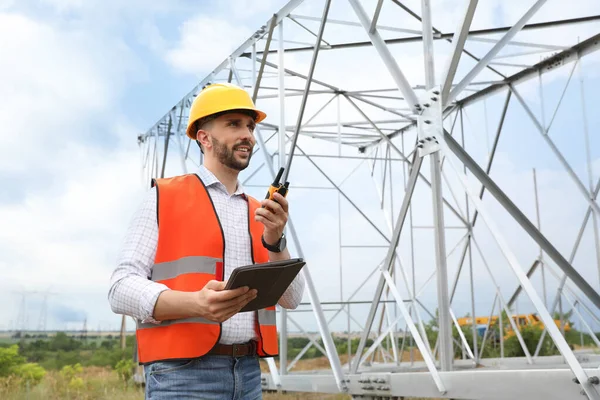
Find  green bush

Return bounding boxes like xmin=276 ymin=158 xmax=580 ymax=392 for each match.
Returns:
xmin=49 ymin=332 xmax=81 ymax=352
xmin=16 ymin=333 xmax=136 ymax=371
xmin=503 ymin=324 xmax=560 ymax=357
xmin=68 ymin=376 xmax=84 ymax=390
xmin=59 ymin=363 xmax=85 ymax=391
xmin=0 ymin=344 xmax=46 ymax=388
xmin=86 ymin=348 xmax=131 ymax=368
xmin=451 ymin=324 xmax=483 ymax=359
xmin=0 ymin=345 xmax=25 ymax=377
xmin=114 ymin=359 xmax=136 ymax=385
xmin=11 ymin=362 xmax=46 ymax=386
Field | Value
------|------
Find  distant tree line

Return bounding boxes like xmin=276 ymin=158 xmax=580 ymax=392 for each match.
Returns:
xmin=1 ymin=332 xmax=135 ymax=371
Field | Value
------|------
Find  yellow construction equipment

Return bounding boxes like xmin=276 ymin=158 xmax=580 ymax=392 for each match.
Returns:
xmin=456 ymin=313 xmax=570 ymax=340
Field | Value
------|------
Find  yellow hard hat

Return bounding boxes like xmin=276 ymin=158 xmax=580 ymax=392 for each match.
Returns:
xmin=185 ymin=83 xmax=267 ymax=140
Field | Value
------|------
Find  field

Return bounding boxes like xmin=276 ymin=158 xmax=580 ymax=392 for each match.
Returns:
xmin=0 ymin=322 xmax=594 ymax=400
xmin=1 ymin=367 xmax=142 ymax=400
xmin=0 ymin=363 xmax=436 ymax=400
xmin=0 ymin=331 xmax=429 ymax=400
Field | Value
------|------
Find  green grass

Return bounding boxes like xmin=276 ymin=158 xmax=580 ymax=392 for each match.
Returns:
xmin=0 ymin=366 xmax=437 ymax=400
xmin=0 ymin=367 xmax=144 ymax=400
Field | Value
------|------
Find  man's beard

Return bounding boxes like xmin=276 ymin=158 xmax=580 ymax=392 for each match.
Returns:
xmin=212 ymin=137 xmax=253 ymax=171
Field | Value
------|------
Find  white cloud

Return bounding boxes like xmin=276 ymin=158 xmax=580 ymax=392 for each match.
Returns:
xmin=0 ymin=13 xmax=141 ymax=174
xmin=219 ymin=0 xmax=283 ymax=21
xmin=166 ymin=16 xmax=252 ymax=75
xmin=0 ymin=9 xmax=146 ymax=330
xmin=0 ymin=0 xmax=14 ymax=10
xmin=136 ymin=19 xmax=168 ymax=54
xmin=0 ymin=143 xmax=142 ymax=283
xmin=39 ymin=0 xmax=84 ymax=12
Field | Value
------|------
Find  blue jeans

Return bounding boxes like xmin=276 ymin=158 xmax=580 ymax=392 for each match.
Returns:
xmin=144 ymin=355 xmax=262 ymax=399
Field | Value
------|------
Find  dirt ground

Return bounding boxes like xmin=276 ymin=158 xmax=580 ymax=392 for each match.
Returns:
xmin=259 ymin=349 xmax=425 ymax=372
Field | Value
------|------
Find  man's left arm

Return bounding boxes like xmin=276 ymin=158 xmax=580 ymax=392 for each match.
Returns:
xmin=255 ymin=192 xmax=305 ymax=309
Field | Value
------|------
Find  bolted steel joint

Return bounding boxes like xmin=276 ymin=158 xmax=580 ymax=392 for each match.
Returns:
xmin=589 ymin=376 xmax=600 ymax=385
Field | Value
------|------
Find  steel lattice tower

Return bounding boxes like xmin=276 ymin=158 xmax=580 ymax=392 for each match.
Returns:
xmin=137 ymin=1 xmax=600 ymax=398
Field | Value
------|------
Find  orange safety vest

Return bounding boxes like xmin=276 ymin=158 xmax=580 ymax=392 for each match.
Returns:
xmin=135 ymin=173 xmax=278 ymax=364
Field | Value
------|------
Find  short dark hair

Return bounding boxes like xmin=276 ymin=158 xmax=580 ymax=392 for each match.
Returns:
xmin=194 ymin=109 xmax=258 ymax=154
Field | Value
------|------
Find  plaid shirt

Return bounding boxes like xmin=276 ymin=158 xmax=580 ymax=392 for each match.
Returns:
xmin=108 ymin=165 xmax=305 ymax=344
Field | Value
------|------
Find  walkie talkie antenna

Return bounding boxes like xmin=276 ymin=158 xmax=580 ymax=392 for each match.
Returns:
xmin=272 ymin=167 xmax=284 ymax=186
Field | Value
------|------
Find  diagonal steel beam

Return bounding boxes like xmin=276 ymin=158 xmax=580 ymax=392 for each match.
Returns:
xmin=510 ymin=85 xmax=600 ymax=217
xmin=288 ymin=16 xmax=331 ymax=47
xmin=478 ymin=293 xmax=498 ymax=362
xmin=507 ymin=259 xmax=541 ymax=309
xmin=447 ymin=0 xmax=548 ymax=105
xmin=382 ymin=269 xmax=447 ymax=393
xmin=458 ymin=32 xmax=600 ymax=107
xmin=447 ymin=94 xmax=510 ymax=305
xmin=351 ymin=154 xmax=424 ymax=374
xmin=379 ymin=33 xmax=600 ymax=146
xmin=443 ymin=130 xmax=600 ymax=310
xmin=251 ymin=15 xmax=600 ymax=56
xmin=160 ymin=114 xmax=173 ymax=179
xmin=442 ymin=144 xmax=600 ymax=399
xmin=252 ymin=16 xmax=277 ymax=103
xmin=231 ymin=62 xmax=346 ymax=392
xmin=534 ymin=176 xmax=600 ymax=356
xmin=345 ymin=95 xmax=469 ymax=227
xmin=359 ymin=314 xmax=403 ymax=368
xmin=391 ymin=0 xmax=505 ymax=80
xmin=441 ymin=0 xmax=479 ymax=105
xmin=370 ymin=0 xmax=385 ymax=33
xmin=347 ymin=0 xmax=419 ymax=110
xmin=283 ymin=0 xmax=332 ymax=183
xmin=562 ymin=292 xmax=600 ymax=348
xmin=471 ymin=237 xmax=533 ymax=364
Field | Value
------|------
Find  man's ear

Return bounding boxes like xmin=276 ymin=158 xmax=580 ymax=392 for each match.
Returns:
xmin=197 ymin=129 xmax=211 ymax=152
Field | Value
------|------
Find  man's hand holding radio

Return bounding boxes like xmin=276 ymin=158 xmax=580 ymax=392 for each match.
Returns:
xmin=255 ymin=192 xmax=288 ymax=246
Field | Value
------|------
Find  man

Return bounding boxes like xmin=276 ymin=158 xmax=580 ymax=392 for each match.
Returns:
xmin=108 ymin=83 xmax=305 ymax=399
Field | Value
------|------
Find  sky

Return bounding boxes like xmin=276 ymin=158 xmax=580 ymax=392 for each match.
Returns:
xmin=0 ymin=0 xmax=294 ymax=332
xmin=1 ymin=0 xmax=600 ymax=348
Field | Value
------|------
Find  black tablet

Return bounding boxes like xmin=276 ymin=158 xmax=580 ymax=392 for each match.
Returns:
xmin=224 ymin=258 xmax=306 ymax=312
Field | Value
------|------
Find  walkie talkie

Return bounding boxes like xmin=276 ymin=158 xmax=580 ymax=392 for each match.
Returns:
xmin=265 ymin=167 xmax=290 ymax=205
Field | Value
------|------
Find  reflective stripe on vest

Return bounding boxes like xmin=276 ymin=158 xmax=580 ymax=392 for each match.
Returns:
xmin=135 ymin=173 xmax=279 ymax=364
xmin=257 ymin=308 xmax=276 ymax=326
xmin=151 ymin=256 xmax=219 ymax=281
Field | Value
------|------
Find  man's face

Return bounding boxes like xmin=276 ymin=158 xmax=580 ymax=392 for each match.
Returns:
xmin=201 ymin=112 xmax=257 ymax=171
